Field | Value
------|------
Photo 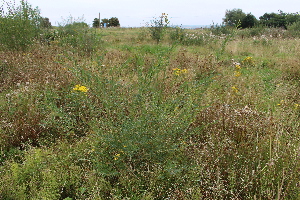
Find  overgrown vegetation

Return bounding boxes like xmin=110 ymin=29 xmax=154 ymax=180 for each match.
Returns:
xmin=224 ymin=8 xmax=300 ymax=29
xmin=0 ymin=0 xmax=42 ymax=50
xmin=0 ymin=1 xmax=300 ymax=199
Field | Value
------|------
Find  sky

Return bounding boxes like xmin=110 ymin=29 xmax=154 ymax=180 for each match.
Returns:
xmin=10 ymin=0 xmax=300 ymax=27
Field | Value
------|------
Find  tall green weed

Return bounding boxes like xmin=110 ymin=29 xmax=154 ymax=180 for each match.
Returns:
xmin=0 ymin=0 xmax=42 ymax=51
xmin=56 ymin=18 xmax=102 ymax=55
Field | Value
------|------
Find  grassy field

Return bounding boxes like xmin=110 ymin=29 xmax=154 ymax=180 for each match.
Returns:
xmin=0 ymin=25 xmax=300 ymax=199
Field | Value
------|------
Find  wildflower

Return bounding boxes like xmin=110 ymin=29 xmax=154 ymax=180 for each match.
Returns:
xmin=277 ymin=100 xmax=284 ymax=106
xmin=73 ymin=84 xmax=89 ymax=93
xmin=243 ymin=56 xmax=253 ymax=62
xmin=234 ymin=71 xmax=241 ymax=77
xmin=294 ymin=103 xmax=299 ymax=109
xmin=242 ymin=56 xmax=254 ymax=65
xmin=114 ymin=153 xmax=121 ymax=160
xmin=235 ymin=64 xmax=241 ymax=70
xmin=173 ymin=68 xmax=188 ymax=76
xmin=231 ymin=86 xmax=238 ymax=93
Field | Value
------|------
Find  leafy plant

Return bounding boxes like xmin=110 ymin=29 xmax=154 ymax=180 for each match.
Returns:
xmin=147 ymin=13 xmax=170 ymax=43
xmin=0 ymin=0 xmax=42 ymax=50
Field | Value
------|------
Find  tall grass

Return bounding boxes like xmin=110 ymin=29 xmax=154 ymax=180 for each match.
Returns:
xmin=0 ymin=5 xmax=300 ymax=199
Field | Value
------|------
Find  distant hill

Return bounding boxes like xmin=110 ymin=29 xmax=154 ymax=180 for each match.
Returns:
xmin=180 ymin=25 xmax=211 ymax=29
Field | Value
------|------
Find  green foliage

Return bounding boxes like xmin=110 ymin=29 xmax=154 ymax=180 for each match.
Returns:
xmin=241 ymin=13 xmax=258 ymax=28
xmin=287 ymin=21 xmax=300 ymax=37
xmin=169 ymin=26 xmax=186 ymax=43
xmin=0 ymin=0 xmax=42 ymax=50
xmin=92 ymin=18 xmax=100 ymax=28
xmin=259 ymin=10 xmax=300 ymax=29
xmin=223 ymin=9 xmax=300 ymax=30
xmin=1 ymin=24 xmax=300 ymax=199
xmin=109 ymin=17 xmax=120 ymax=27
xmin=100 ymin=17 xmax=120 ymax=27
xmin=223 ymin=8 xmax=246 ymax=27
xmin=259 ymin=11 xmax=287 ymax=28
xmin=100 ymin=18 xmax=109 ymax=27
xmin=40 ymin=17 xmax=52 ymax=28
xmin=147 ymin=13 xmax=170 ymax=43
xmin=210 ymin=23 xmax=234 ymax=35
xmin=56 ymin=18 xmax=102 ymax=55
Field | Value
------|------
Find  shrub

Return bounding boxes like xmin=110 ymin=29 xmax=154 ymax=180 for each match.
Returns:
xmin=56 ymin=18 xmax=102 ymax=55
xmin=287 ymin=21 xmax=300 ymax=37
xmin=210 ymin=24 xmax=235 ymax=36
xmin=147 ymin=13 xmax=170 ymax=43
xmin=169 ymin=26 xmax=185 ymax=43
xmin=0 ymin=0 xmax=42 ymax=51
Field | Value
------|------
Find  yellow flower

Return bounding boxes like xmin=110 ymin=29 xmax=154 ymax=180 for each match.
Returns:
xmin=173 ymin=68 xmax=187 ymax=76
xmin=235 ymin=64 xmax=241 ymax=70
xmin=277 ymin=100 xmax=284 ymax=106
xmin=73 ymin=84 xmax=89 ymax=93
xmin=114 ymin=153 xmax=121 ymax=160
xmin=294 ymin=103 xmax=299 ymax=109
xmin=181 ymin=69 xmax=187 ymax=73
xmin=231 ymin=86 xmax=238 ymax=93
xmin=234 ymin=71 xmax=241 ymax=77
xmin=242 ymin=56 xmax=254 ymax=65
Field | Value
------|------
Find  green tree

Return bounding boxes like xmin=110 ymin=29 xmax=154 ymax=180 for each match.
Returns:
xmin=259 ymin=11 xmax=286 ymax=28
xmin=100 ymin=17 xmax=120 ymax=27
xmin=92 ymin=18 xmax=100 ymax=28
xmin=109 ymin=17 xmax=120 ymax=27
xmin=241 ymin=13 xmax=257 ymax=28
xmin=40 ymin=17 xmax=52 ymax=28
xmin=257 ymin=10 xmax=300 ymax=29
xmin=223 ymin=8 xmax=246 ymax=27
xmin=100 ymin=18 xmax=109 ymax=27
xmin=285 ymin=12 xmax=300 ymax=25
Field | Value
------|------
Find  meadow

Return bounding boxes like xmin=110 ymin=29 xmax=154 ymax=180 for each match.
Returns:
xmin=0 ymin=20 xmax=300 ymax=199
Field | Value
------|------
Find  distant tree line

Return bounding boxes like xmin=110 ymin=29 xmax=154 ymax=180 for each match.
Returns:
xmin=223 ymin=9 xmax=300 ymax=29
xmin=92 ymin=17 xmax=120 ymax=28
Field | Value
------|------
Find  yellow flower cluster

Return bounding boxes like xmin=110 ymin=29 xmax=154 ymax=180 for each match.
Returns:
xmin=231 ymin=86 xmax=238 ymax=93
xmin=242 ymin=56 xmax=254 ymax=65
xmin=173 ymin=68 xmax=188 ymax=76
xmin=234 ymin=71 xmax=241 ymax=77
xmin=234 ymin=62 xmax=242 ymax=77
xmin=235 ymin=64 xmax=241 ymax=70
xmin=114 ymin=153 xmax=121 ymax=160
xmin=73 ymin=84 xmax=89 ymax=93
xmin=114 ymin=150 xmax=125 ymax=160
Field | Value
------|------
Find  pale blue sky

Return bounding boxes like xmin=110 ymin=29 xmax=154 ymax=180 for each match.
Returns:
xmin=18 ymin=0 xmax=300 ymax=27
